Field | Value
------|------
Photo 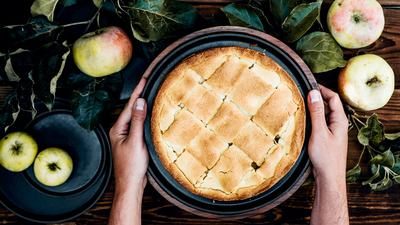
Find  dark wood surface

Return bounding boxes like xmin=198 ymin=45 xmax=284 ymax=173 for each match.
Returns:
xmin=1 ymin=0 xmax=400 ymax=224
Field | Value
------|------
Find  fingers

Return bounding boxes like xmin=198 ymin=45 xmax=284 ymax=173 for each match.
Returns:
xmin=318 ymin=85 xmax=348 ymax=134
xmin=110 ymin=78 xmax=147 ymax=139
xmin=307 ymin=89 xmax=328 ymax=133
xmin=128 ymin=98 xmax=147 ymax=142
xmin=125 ymin=78 xmax=147 ymax=111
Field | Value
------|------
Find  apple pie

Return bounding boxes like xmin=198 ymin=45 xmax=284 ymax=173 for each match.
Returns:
xmin=151 ymin=47 xmax=305 ymax=201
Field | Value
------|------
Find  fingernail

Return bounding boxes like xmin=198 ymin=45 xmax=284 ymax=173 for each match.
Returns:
xmin=310 ymin=90 xmax=321 ymax=103
xmin=136 ymin=98 xmax=145 ymax=111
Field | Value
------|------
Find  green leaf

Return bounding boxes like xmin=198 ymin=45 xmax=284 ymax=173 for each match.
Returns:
xmin=0 ymin=92 xmax=20 ymax=132
xmin=370 ymin=178 xmax=393 ymax=191
xmin=16 ymin=73 xmax=37 ymax=119
xmin=3 ymin=49 xmax=33 ymax=83
xmin=296 ymin=32 xmax=347 ymax=73
xmin=31 ymin=0 xmax=59 ymax=22
xmin=0 ymin=16 xmax=63 ymax=53
xmin=346 ymin=165 xmax=361 ymax=183
xmin=115 ymin=0 xmax=207 ymax=42
xmin=282 ymin=2 xmax=321 ymax=43
xmin=221 ymin=3 xmax=272 ymax=33
xmin=367 ymin=150 xmax=395 ymax=168
xmin=358 ymin=113 xmax=384 ymax=146
xmin=58 ymin=0 xmax=85 ymax=7
xmin=302 ymin=172 xmax=315 ymax=186
xmin=67 ymin=72 xmax=123 ymax=131
xmin=385 ymin=132 xmax=400 ymax=141
xmin=362 ymin=165 xmax=381 ymax=185
xmin=357 ymin=132 xmax=370 ymax=146
xmin=31 ymin=42 xmax=70 ymax=111
xmin=93 ymin=0 xmax=103 ymax=7
xmin=269 ymin=0 xmax=297 ymax=27
xmin=393 ymin=175 xmax=400 ymax=184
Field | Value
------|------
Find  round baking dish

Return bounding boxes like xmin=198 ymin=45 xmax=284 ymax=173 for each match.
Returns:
xmin=141 ymin=26 xmax=316 ymax=218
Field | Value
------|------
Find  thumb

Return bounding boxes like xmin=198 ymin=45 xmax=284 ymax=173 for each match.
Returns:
xmin=129 ymin=98 xmax=147 ymax=141
xmin=307 ymin=90 xmax=327 ymax=131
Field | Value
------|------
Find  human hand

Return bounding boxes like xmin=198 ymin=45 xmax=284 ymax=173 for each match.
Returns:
xmin=307 ymin=84 xmax=348 ymax=180
xmin=109 ymin=78 xmax=149 ymax=191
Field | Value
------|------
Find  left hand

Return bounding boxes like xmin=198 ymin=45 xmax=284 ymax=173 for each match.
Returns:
xmin=109 ymin=78 xmax=149 ymax=191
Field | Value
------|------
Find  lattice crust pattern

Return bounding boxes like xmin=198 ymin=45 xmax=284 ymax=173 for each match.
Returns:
xmin=151 ymin=47 xmax=306 ymax=201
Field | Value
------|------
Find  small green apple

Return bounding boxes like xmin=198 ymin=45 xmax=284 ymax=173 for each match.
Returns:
xmin=0 ymin=132 xmax=38 ymax=172
xmin=34 ymin=147 xmax=73 ymax=186
xmin=72 ymin=26 xmax=133 ymax=77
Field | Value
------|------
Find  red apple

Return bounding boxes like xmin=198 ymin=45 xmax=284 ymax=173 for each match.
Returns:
xmin=338 ymin=54 xmax=394 ymax=111
xmin=327 ymin=0 xmax=384 ymax=49
xmin=72 ymin=26 xmax=133 ymax=77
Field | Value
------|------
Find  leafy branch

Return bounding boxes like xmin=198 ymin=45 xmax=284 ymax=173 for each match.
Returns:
xmin=0 ymin=0 xmax=121 ymax=132
xmin=346 ymin=106 xmax=400 ymax=191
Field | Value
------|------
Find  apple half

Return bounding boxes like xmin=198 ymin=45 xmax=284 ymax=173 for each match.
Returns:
xmin=0 ymin=132 xmax=38 ymax=172
xmin=327 ymin=0 xmax=385 ymax=49
xmin=34 ymin=147 xmax=73 ymax=186
xmin=338 ymin=54 xmax=394 ymax=111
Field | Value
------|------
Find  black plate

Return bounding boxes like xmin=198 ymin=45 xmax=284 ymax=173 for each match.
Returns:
xmin=0 ymin=99 xmax=112 ymax=223
xmin=141 ymin=28 xmax=312 ymax=215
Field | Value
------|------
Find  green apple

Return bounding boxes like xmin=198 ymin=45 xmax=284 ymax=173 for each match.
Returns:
xmin=338 ymin=54 xmax=394 ymax=111
xmin=34 ymin=147 xmax=73 ymax=186
xmin=72 ymin=26 xmax=133 ymax=77
xmin=0 ymin=132 xmax=38 ymax=172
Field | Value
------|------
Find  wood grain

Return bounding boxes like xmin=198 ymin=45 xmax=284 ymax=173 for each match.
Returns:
xmin=1 ymin=1 xmax=400 ymax=225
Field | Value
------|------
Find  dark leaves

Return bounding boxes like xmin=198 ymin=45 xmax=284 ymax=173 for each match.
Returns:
xmin=367 ymin=150 xmax=395 ymax=168
xmin=296 ymin=32 xmax=347 ymax=73
xmin=0 ymin=15 xmax=63 ymax=53
xmin=15 ymin=73 xmax=36 ymax=119
xmin=362 ymin=165 xmax=381 ymax=185
xmin=67 ymin=71 xmax=123 ymax=131
xmin=346 ymin=165 xmax=361 ymax=183
xmin=282 ymin=2 xmax=321 ymax=42
xmin=221 ymin=3 xmax=272 ymax=33
xmin=269 ymin=0 xmax=297 ymax=27
xmin=357 ymin=114 xmax=384 ymax=146
xmin=370 ymin=178 xmax=393 ymax=191
xmin=114 ymin=0 xmax=207 ymax=42
xmin=0 ymin=92 xmax=20 ymax=131
xmin=31 ymin=42 xmax=70 ymax=110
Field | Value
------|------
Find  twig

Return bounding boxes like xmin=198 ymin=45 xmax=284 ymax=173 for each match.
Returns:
xmin=84 ymin=0 xmax=106 ymax=34
xmin=62 ymin=20 xmax=90 ymax=28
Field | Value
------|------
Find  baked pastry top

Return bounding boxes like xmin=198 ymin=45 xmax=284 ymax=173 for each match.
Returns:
xmin=151 ymin=47 xmax=305 ymax=201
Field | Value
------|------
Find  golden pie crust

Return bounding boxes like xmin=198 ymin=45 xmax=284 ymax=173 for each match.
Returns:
xmin=151 ymin=47 xmax=305 ymax=201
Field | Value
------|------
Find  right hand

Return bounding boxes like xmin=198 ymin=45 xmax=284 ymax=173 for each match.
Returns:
xmin=307 ymin=85 xmax=348 ymax=180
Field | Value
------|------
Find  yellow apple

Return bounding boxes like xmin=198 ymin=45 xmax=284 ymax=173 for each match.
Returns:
xmin=0 ymin=132 xmax=38 ymax=172
xmin=338 ymin=54 xmax=394 ymax=111
xmin=72 ymin=26 xmax=133 ymax=77
xmin=327 ymin=0 xmax=384 ymax=49
xmin=34 ymin=147 xmax=73 ymax=186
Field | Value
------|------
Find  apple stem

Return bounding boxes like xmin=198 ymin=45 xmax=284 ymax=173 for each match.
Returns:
xmin=366 ymin=77 xmax=380 ymax=86
xmin=11 ymin=141 xmax=22 ymax=155
xmin=48 ymin=163 xmax=61 ymax=171
xmin=353 ymin=13 xmax=363 ymax=23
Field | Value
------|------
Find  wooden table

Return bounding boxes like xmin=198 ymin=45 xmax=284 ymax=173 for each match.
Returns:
xmin=1 ymin=0 xmax=400 ymax=224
